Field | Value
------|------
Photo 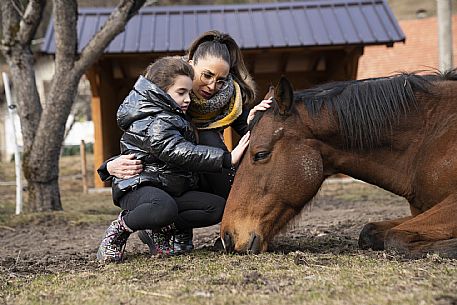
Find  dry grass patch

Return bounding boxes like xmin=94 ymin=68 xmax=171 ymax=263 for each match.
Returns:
xmin=3 ymin=251 xmax=457 ymax=305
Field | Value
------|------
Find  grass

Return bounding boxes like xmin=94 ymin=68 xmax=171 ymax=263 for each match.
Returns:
xmin=4 ymin=252 xmax=457 ymax=305
xmin=0 ymin=154 xmax=117 ymax=227
xmin=1 ymin=155 xmax=457 ymax=305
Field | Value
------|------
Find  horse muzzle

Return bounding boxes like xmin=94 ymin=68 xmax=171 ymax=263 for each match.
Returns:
xmin=221 ymin=230 xmax=267 ymax=254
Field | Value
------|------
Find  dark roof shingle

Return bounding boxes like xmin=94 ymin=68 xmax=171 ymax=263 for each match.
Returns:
xmin=41 ymin=0 xmax=405 ymax=54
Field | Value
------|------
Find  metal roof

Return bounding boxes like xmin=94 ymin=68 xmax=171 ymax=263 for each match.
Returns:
xmin=41 ymin=0 xmax=405 ymax=54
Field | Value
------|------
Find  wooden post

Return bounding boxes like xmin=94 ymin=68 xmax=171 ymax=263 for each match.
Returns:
xmin=223 ymin=127 xmax=234 ymax=151
xmin=86 ymin=67 xmax=105 ymax=188
xmin=80 ymin=140 xmax=88 ymax=194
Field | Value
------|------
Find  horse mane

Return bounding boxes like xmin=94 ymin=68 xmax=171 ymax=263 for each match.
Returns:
xmin=249 ymin=69 xmax=456 ymax=149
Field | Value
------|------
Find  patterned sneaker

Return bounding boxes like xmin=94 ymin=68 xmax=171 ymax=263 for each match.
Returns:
xmin=96 ymin=211 xmax=133 ymax=263
xmin=137 ymin=230 xmax=158 ymax=255
xmin=155 ymin=224 xmax=176 ymax=256
xmin=174 ymin=229 xmax=194 ymax=254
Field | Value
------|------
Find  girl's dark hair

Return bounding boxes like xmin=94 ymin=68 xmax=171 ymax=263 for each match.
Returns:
xmin=144 ymin=56 xmax=195 ymax=91
xmin=186 ymin=30 xmax=256 ymax=105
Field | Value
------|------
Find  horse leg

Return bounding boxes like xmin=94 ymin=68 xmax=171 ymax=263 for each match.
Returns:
xmin=358 ymin=216 xmax=412 ymax=250
xmin=385 ymin=195 xmax=457 ymax=258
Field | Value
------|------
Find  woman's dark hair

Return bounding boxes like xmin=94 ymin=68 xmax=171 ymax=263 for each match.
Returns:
xmin=187 ymin=30 xmax=256 ymax=105
xmin=144 ymin=56 xmax=195 ymax=91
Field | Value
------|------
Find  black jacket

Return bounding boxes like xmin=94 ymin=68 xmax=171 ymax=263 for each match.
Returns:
xmin=109 ymin=76 xmax=230 ymax=204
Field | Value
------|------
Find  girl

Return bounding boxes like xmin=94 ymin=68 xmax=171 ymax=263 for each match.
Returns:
xmin=96 ymin=57 xmax=249 ymax=263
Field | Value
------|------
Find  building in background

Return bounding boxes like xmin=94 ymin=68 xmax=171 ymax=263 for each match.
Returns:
xmin=42 ymin=0 xmax=405 ymax=187
xmin=358 ymin=0 xmax=457 ymax=78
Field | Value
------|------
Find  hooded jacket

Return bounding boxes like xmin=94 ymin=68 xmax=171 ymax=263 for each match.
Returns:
xmin=111 ymin=76 xmax=229 ymax=204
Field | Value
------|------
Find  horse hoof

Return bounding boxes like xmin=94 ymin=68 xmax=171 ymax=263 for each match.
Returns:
xmin=358 ymin=223 xmax=385 ymax=250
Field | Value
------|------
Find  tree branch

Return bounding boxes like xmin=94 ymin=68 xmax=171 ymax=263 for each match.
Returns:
xmin=74 ymin=0 xmax=146 ymax=76
xmin=1 ymin=1 xmax=21 ymax=54
xmin=10 ymin=0 xmax=26 ymax=18
xmin=18 ymin=0 xmax=46 ymax=45
xmin=53 ymin=0 xmax=77 ymax=71
xmin=1 ymin=0 xmax=44 ymax=152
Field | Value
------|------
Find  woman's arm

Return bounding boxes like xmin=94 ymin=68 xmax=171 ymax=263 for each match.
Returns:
xmin=231 ymin=106 xmax=250 ymax=136
xmin=97 ymin=154 xmax=143 ymax=180
xmin=231 ymin=99 xmax=273 ymax=136
xmin=247 ymin=98 xmax=272 ymax=125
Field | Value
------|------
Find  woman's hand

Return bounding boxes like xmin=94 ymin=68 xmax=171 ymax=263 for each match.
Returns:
xmin=107 ymin=154 xmax=143 ymax=179
xmin=231 ymin=131 xmax=250 ymax=166
xmin=247 ymin=98 xmax=272 ymax=125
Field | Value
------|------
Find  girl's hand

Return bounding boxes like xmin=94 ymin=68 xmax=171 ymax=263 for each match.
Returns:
xmin=107 ymin=154 xmax=143 ymax=179
xmin=247 ymin=98 xmax=272 ymax=125
xmin=231 ymin=131 xmax=250 ymax=166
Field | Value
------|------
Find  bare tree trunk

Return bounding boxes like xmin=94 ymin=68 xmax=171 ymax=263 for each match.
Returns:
xmin=1 ymin=0 xmax=47 ymax=210
xmin=1 ymin=0 xmax=146 ymax=211
xmin=27 ymin=73 xmax=80 ymax=211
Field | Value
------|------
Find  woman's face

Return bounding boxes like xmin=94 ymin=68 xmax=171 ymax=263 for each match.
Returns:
xmin=189 ymin=55 xmax=230 ymax=100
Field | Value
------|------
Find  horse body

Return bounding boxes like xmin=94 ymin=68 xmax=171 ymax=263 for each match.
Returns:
xmin=221 ymin=73 xmax=457 ymax=257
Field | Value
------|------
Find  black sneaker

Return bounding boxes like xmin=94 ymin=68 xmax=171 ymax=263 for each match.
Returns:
xmin=174 ymin=229 xmax=194 ymax=254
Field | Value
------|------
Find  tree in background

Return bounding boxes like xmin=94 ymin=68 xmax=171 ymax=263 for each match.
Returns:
xmin=0 ymin=0 xmax=146 ymax=211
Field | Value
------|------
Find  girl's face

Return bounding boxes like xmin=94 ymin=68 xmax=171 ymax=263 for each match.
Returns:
xmin=189 ymin=55 xmax=230 ymax=100
xmin=167 ymin=75 xmax=193 ymax=113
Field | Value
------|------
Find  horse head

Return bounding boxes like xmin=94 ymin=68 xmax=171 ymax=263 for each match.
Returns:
xmin=220 ymin=77 xmax=325 ymax=253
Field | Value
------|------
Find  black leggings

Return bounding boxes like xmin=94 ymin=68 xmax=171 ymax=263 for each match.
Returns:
xmin=198 ymin=130 xmax=233 ymax=199
xmin=119 ymin=186 xmax=225 ymax=232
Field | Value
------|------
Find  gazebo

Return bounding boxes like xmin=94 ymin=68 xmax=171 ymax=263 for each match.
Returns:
xmin=41 ymin=0 xmax=405 ymax=187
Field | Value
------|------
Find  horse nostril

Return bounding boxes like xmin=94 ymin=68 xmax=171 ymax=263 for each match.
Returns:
xmin=223 ymin=231 xmax=235 ymax=253
xmin=247 ymin=233 xmax=261 ymax=254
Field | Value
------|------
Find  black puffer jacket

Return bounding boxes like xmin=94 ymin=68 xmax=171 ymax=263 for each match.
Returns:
xmin=111 ymin=76 xmax=228 ymax=204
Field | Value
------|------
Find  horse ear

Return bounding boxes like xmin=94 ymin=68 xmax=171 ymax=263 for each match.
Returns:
xmin=275 ymin=77 xmax=294 ymax=115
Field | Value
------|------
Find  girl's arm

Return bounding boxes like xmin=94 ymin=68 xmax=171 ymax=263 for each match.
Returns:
xmin=145 ymin=118 xmax=227 ymax=172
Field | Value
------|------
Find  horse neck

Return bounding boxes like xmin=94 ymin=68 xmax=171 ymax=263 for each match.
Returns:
xmin=297 ymin=103 xmax=415 ymax=199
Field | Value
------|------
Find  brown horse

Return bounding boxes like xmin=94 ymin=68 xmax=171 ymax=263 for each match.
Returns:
xmin=220 ymin=71 xmax=457 ymax=258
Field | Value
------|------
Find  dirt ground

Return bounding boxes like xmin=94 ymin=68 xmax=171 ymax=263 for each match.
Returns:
xmin=2 ymin=160 xmax=457 ymax=305
xmin=0 ymin=177 xmax=410 ymax=278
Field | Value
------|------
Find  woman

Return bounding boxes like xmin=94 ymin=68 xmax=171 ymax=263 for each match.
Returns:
xmin=98 ymin=30 xmax=271 ymax=254
xmin=97 ymin=57 xmax=250 ymax=263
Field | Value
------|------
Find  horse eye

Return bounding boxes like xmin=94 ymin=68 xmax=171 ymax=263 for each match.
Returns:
xmin=253 ymin=151 xmax=271 ymax=161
